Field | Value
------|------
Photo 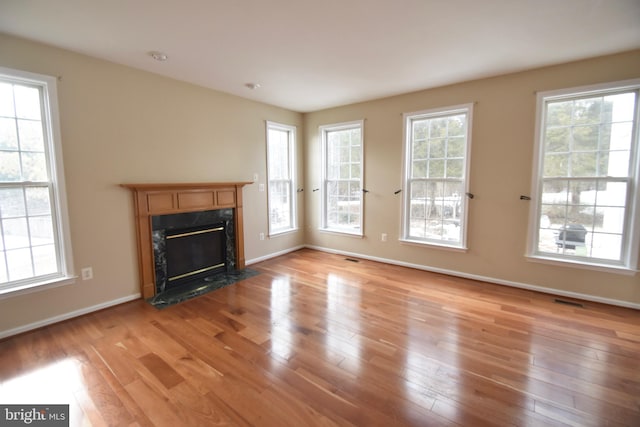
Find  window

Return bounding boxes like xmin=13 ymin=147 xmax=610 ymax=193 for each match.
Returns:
xmin=0 ymin=66 xmax=74 ymax=296
xmin=266 ymin=121 xmax=297 ymax=235
xmin=402 ymin=104 xmax=473 ymax=248
xmin=528 ymin=80 xmax=640 ymax=271
xmin=320 ymin=121 xmax=364 ymax=235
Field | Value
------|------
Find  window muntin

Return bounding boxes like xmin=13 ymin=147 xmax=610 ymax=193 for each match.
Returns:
xmin=530 ymin=81 xmax=640 ymax=270
xmin=402 ymin=105 xmax=473 ymax=248
xmin=266 ymin=122 xmax=296 ymax=235
xmin=320 ymin=121 xmax=364 ymax=235
xmin=0 ymin=67 xmax=73 ymax=295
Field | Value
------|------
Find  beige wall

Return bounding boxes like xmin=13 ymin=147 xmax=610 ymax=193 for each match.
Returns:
xmin=0 ymin=34 xmax=304 ymax=334
xmin=304 ymin=49 xmax=640 ymax=306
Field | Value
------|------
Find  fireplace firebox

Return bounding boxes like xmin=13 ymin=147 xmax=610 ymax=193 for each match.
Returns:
xmin=152 ymin=208 xmax=235 ymax=296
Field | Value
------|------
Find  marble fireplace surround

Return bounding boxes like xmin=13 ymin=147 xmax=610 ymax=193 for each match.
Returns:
xmin=121 ymin=182 xmax=251 ymax=299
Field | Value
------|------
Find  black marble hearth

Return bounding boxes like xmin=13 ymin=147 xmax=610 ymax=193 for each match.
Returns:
xmin=146 ymin=268 xmax=259 ymax=309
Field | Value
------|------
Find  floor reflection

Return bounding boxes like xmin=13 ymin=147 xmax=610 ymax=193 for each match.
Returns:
xmin=326 ymin=273 xmax=361 ymax=372
xmin=269 ymin=275 xmax=293 ymax=360
xmin=0 ymin=358 xmax=87 ymax=426
xmin=405 ymin=313 xmax=460 ymax=417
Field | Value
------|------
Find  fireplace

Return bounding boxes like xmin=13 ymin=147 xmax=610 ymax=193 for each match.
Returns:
xmin=121 ymin=182 xmax=250 ymax=299
xmin=152 ymin=208 xmax=235 ymax=295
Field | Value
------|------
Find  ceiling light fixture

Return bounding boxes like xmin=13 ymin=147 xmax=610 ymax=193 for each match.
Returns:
xmin=245 ymin=83 xmax=261 ymax=90
xmin=149 ymin=51 xmax=168 ymax=61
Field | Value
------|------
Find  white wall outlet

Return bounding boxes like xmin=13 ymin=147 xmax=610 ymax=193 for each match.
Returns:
xmin=253 ymin=173 xmax=258 ymax=182
xmin=259 ymin=183 xmax=265 ymax=192
xmin=81 ymin=267 xmax=93 ymax=280
xmin=259 ymin=232 xmax=265 ymax=241
xmin=381 ymin=233 xmax=388 ymax=242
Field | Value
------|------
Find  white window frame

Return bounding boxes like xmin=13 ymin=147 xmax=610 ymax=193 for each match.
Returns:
xmin=266 ymin=121 xmax=297 ymax=236
xmin=527 ymin=79 xmax=640 ymax=274
xmin=401 ymin=104 xmax=473 ymax=250
xmin=0 ymin=66 xmax=74 ymax=298
xmin=320 ymin=120 xmax=364 ymax=236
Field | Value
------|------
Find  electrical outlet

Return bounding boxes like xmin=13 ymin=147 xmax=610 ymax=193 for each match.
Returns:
xmin=81 ymin=267 xmax=93 ymax=280
xmin=381 ymin=233 xmax=388 ymax=242
xmin=253 ymin=173 xmax=258 ymax=182
xmin=259 ymin=183 xmax=265 ymax=192
xmin=259 ymin=232 xmax=265 ymax=241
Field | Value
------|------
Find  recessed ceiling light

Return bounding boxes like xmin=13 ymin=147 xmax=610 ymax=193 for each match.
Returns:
xmin=245 ymin=83 xmax=261 ymax=90
xmin=149 ymin=51 xmax=168 ymax=61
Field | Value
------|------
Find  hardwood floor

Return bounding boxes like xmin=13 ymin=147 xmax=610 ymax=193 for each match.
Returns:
xmin=1 ymin=248 xmax=639 ymax=426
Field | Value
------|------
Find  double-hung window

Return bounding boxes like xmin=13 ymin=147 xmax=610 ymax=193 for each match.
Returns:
xmin=528 ymin=80 xmax=640 ymax=271
xmin=402 ymin=104 xmax=473 ymax=249
xmin=266 ymin=121 xmax=297 ymax=235
xmin=0 ymin=67 xmax=74 ymax=296
xmin=320 ymin=121 xmax=364 ymax=236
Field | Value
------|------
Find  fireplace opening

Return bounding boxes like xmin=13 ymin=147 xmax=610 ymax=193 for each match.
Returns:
xmin=152 ymin=208 xmax=236 ymax=296
xmin=165 ymin=222 xmax=226 ymax=289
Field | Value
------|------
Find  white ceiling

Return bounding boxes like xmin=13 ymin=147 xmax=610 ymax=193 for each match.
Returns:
xmin=1 ymin=0 xmax=639 ymax=112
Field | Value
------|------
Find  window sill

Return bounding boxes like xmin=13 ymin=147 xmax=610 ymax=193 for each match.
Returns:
xmin=319 ymin=228 xmax=363 ymax=238
xmin=269 ymin=227 xmax=299 ymax=238
xmin=399 ymin=238 xmax=468 ymax=252
xmin=526 ymin=254 xmax=638 ymax=276
xmin=0 ymin=275 xmax=77 ymax=301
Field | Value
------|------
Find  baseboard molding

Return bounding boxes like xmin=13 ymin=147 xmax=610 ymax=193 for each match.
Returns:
xmin=0 ymin=293 xmax=141 ymax=340
xmin=305 ymin=245 xmax=640 ymax=310
xmin=246 ymin=245 xmax=306 ymax=265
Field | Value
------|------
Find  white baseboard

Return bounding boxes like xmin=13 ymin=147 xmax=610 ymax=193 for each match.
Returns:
xmin=0 ymin=293 xmax=141 ymax=339
xmin=305 ymin=245 xmax=640 ymax=310
xmin=246 ymin=245 xmax=306 ymax=265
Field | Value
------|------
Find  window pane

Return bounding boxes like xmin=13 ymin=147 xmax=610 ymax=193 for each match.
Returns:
xmin=26 ymin=186 xmax=52 ymax=215
xmin=428 ymin=159 xmax=444 ymax=178
xmin=0 ymin=151 xmax=21 ymax=181
xmin=446 ymin=159 xmax=464 ymax=178
xmin=21 ymin=151 xmax=48 ymax=181
xmin=17 ymin=119 xmax=45 ymax=152
xmin=0 ymin=82 xmax=15 ymax=117
xmin=14 ymin=85 xmax=42 ymax=120
xmin=32 ymin=244 xmax=57 ymax=276
xmin=429 ymin=139 xmax=445 ymax=158
xmin=412 ymin=160 xmax=427 ymax=178
xmin=6 ymin=248 xmax=33 ymax=281
xmin=30 ymin=215 xmax=54 ymax=245
xmin=447 ymin=137 xmax=465 ymax=157
xmin=546 ymin=101 xmax=572 ymax=126
xmin=572 ymin=125 xmax=598 ymax=151
xmin=3 ymin=217 xmax=30 ymax=249
xmin=544 ymin=127 xmax=570 ymax=153
xmin=573 ymin=97 xmax=601 ymax=125
xmin=543 ymin=153 xmax=569 ymax=177
xmin=0 ymin=187 xmax=26 ymax=217
xmin=570 ymin=152 xmax=597 ymax=177
xmin=0 ymin=117 xmax=18 ymax=150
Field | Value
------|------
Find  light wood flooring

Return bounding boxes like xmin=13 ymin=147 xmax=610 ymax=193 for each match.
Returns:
xmin=0 ymin=249 xmax=639 ymax=426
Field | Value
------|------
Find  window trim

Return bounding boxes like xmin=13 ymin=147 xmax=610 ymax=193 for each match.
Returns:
xmin=266 ymin=121 xmax=297 ymax=237
xmin=526 ymin=79 xmax=640 ymax=273
xmin=320 ymin=120 xmax=365 ymax=236
xmin=400 ymin=103 xmax=474 ymax=250
xmin=0 ymin=66 xmax=75 ymax=297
